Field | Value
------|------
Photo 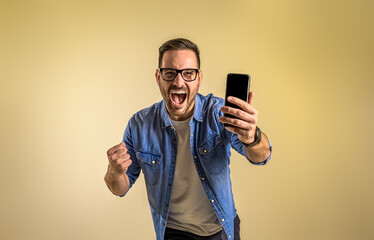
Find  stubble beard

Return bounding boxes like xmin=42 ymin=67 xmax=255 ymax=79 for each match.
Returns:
xmin=164 ymin=85 xmax=198 ymax=121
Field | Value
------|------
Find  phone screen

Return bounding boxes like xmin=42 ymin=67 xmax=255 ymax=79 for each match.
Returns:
xmin=224 ymin=73 xmax=250 ymax=119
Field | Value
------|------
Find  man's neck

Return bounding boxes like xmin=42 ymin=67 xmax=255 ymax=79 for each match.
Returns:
xmin=167 ymin=102 xmax=195 ymax=122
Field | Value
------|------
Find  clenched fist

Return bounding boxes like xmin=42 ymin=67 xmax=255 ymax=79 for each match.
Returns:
xmin=107 ymin=142 xmax=132 ymax=175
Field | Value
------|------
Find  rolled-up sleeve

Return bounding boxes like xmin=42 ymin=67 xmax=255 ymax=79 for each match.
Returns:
xmin=120 ymin=118 xmax=141 ymax=196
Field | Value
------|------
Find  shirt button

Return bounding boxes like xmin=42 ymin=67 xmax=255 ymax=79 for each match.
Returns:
xmin=171 ymin=126 xmax=174 ymax=130
xmin=201 ymin=177 xmax=205 ymax=181
xmin=211 ymin=199 xmax=214 ymax=203
xmin=162 ymin=222 xmax=165 ymax=226
xmin=191 ymin=134 xmax=193 ymax=137
xmin=152 ymin=161 xmax=155 ymax=164
xmin=165 ymin=204 xmax=169 ymax=207
xmin=194 ymin=155 xmax=197 ymax=159
xmin=229 ymin=235 xmax=231 ymax=238
xmin=168 ymin=184 xmax=172 ymax=187
xmin=204 ymin=149 xmax=207 ymax=153
xmin=171 ymin=161 xmax=175 ymax=165
xmin=221 ymin=218 xmax=225 ymax=222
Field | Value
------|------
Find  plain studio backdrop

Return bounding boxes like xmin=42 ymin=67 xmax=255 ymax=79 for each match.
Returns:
xmin=0 ymin=0 xmax=373 ymax=239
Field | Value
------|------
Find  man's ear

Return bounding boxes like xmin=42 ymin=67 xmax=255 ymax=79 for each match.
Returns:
xmin=155 ymin=69 xmax=160 ymax=85
xmin=198 ymin=70 xmax=203 ymax=86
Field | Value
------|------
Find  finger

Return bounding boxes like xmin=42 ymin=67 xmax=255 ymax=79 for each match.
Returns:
xmin=224 ymin=125 xmax=248 ymax=136
xmin=118 ymin=153 xmax=131 ymax=161
xmin=227 ymin=96 xmax=256 ymax=114
xmin=248 ymin=91 xmax=254 ymax=105
xmin=113 ymin=156 xmax=129 ymax=167
xmin=116 ymin=149 xmax=128 ymax=157
xmin=107 ymin=142 xmax=127 ymax=156
xmin=219 ymin=116 xmax=254 ymax=130
xmin=116 ymin=159 xmax=132 ymax=173
xmin=220 ymin=106 xmax=256 ymax=123
xmin=121 ymin=159 xmax=133 ymax=169
xmin=110 ymin=151 xmax=130 ymax=163
xmin=224 ymin=125 xmax=254 ymax=142
xmin=107 ymin=143 xmax=122 ymax=156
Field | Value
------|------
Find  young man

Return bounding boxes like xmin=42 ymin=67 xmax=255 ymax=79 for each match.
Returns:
xmin=105 ymin=38 xmax=272 ymax=240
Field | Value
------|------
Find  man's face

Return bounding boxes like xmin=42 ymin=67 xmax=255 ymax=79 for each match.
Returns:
xmin=155 ymin=49 xmax=203 ymax=121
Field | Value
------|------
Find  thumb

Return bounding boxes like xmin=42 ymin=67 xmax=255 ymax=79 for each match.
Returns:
xmin=248 ymin=91 xmax=255 ymax=105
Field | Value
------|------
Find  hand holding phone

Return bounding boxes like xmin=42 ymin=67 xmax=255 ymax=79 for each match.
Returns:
xmin=220 ymin=73 xmax=260 ymax=146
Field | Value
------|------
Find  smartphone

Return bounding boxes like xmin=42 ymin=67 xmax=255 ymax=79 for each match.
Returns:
xmin=224 ymin=73 xmax=251 ymax=122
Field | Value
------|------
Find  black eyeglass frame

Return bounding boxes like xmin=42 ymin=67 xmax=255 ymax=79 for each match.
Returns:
xmin=159 ymin=68 xmax=200 ymax=82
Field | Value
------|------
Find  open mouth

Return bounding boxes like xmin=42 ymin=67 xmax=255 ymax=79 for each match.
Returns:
xmin=170 ymin=90 xmax=187 ymax=108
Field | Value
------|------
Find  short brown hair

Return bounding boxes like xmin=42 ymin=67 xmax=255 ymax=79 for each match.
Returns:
xmin=158 ymin=38 xmax=200 ymax=68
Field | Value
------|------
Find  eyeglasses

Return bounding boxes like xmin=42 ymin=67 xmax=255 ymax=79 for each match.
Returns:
xmin=159 ymin=68 xmax=199 ymax=82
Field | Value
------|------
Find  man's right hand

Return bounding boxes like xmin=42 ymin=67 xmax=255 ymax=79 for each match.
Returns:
xmin=105 ymin=142 xmax=132 ymax=196
xmin=107 ymin=142 xmax=132 ymax=176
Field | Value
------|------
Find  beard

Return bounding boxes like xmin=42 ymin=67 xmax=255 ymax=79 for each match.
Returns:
xmin=162 ymin=84 xmax=199 ymax=121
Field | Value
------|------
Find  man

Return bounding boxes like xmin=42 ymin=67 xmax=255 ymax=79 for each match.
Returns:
xmin=105 ymin=38 xmax=272 ymax=240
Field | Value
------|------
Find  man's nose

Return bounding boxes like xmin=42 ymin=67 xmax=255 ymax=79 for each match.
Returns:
xmin=173 ymin=72 xmax=185 ymax=87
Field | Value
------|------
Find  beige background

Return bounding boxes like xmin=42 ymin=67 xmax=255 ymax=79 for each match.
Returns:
xmin=1 ymin=0 xmax=373 ymax=239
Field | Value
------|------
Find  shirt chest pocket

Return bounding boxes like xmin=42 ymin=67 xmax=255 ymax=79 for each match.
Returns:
xmin=136 ymin=151 xmax=162 ymax=185
xmin=198 ymin=134 xmax=228 ymax=174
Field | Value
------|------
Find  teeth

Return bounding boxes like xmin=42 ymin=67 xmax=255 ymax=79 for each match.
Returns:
xmin=171 ymin=90 xmax=186 ymax=94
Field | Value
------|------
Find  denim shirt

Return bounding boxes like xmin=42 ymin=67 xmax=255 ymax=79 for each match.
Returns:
xmin=122 ymin=93 xmax=272 ymax=240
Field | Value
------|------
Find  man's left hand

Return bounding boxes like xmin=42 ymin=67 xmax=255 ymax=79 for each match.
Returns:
xmin=219 ymin=92 xmax=258 ymax=144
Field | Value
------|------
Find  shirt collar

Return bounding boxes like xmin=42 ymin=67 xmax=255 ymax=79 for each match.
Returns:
xmin=192 ymin=93 xmax=203 ymax=122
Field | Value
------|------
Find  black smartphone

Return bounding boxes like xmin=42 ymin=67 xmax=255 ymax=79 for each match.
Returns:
xmin=224 ymin=73 xmax=251 ymax=122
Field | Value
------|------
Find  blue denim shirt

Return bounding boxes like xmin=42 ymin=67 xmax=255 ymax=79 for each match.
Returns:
xmin=122 ymin=93 xmax=272 ymax=240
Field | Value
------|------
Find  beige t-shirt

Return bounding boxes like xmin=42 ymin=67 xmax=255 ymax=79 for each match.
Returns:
xmin=167 ymin=117 xmax=222 ymax=236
